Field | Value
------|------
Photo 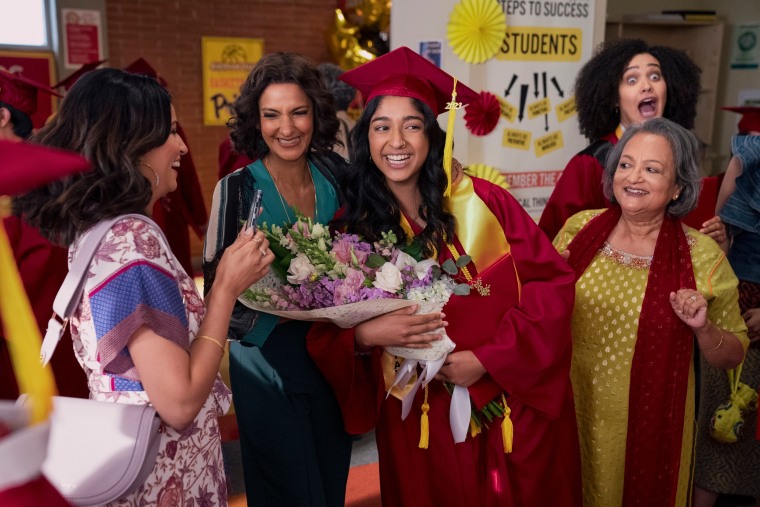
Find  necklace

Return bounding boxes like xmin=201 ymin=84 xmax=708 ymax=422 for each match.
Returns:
xmin=262 ymin=156 xmax=318 ymax=224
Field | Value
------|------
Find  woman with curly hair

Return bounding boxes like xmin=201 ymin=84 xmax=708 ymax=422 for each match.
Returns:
xmin=202 ymin=52 xmax=353 ymax=506
xmin=539 ymin=38 xmax=705 ymax=240
xmin=13 ymin=68 xmax=271 ymax=505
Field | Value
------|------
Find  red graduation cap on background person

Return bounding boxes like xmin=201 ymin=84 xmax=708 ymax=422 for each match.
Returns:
xmin=0 ymin=141 xmax=89 ymax=507
xmin=52 ymin=59 xmax=107 ymax=92
xmin=339 ymin=46 xmax=490 ymax=196
xmin=0 ymin=140 xmax=90 ymax=196
xmin=0 ymin=71 xmax=61 ymax=122
xmin=722 ymin=106 xmax=760 ymax=134
xmin=123 ymin=58 xmax=169 ymax=88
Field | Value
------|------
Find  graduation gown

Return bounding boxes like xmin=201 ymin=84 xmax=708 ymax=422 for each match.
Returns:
xmin=307 ymin=176 xmax=582 ymax=507
xmin=0 ymin=217 xmax=87 ymax=400
xmin=538 ymin=130 xmax=720 ymax=240
xmin=151 ymin=124 xmax=207 ymax=276
xmin=538 ymin=133 xmax=617 ymax=240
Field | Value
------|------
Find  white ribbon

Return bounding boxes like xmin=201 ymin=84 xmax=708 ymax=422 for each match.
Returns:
xmin=449 ymin=385 xmax=471 ymax=443
xmin=388 ymin=356 xmax=448 ymax=420
xmin=385 ymin=324 xmax=472 ymax=442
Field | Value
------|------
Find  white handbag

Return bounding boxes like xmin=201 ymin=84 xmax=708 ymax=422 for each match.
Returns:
xmin=39 ymin=215 xmax=163 ymax=506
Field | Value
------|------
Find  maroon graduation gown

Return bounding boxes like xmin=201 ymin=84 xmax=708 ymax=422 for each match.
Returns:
xmin=538 ymin=133 xmax=617 ymax=240
xmin=0 ymin=217 xmax=87 ymax=400
xmin=308 ymin=178 xmax=582 ymax=507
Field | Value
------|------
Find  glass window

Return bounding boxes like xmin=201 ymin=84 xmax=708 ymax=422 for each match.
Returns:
xmin=0 ymin=0 xmax=48 ymax=47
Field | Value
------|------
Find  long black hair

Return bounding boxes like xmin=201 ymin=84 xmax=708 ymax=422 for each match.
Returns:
xmin=13 ymin=68 xmax=172 ymax=246
xmin=332 ymin=96 xmax=455 ymax=258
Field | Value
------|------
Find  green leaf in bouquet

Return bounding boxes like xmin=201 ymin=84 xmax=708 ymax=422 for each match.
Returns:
xmin=442 ymin=258 xmax=458 ymax=275
xmin=270 ymin=253 xmax=293 ymax=281
xmin=453 ymin=283 xmax=471 ymax=296
xmin=365 ymin=253 xmax=387 ymax=269
xmin=268 ymin=241 xmax=291 ymax=260
xmin=430 ymin=265 xmax=442 ymax=279
xmin=401 ymin=239 xmax=424 ymax=261
xmin=455 ymin=255 xmax=472 ymax=268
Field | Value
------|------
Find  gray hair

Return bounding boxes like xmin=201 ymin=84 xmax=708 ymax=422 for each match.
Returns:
xmin=318 ymin=62 xmax=356 ymax=111
xmin=602 ymin=117 xmax=702 ymax=218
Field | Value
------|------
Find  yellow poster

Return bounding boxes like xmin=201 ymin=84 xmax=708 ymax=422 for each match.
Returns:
xmin=202 ymin=37 xmax=263 ymax=126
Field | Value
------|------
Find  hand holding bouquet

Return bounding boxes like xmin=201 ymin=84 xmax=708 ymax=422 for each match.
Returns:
xmin=238 ymin=215 xmax=470 ymax=361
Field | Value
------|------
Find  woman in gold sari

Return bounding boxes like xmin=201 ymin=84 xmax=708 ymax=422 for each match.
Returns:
xmin=554 ymin=117 xmax=749 ymax=507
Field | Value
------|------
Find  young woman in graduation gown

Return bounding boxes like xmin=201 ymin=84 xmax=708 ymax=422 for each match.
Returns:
xmin=307 ymin=47 xmax=582 ymax=507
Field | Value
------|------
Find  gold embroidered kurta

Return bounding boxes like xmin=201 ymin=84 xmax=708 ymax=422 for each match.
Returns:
xmin=554 ymin=210 xmax=749 ymax=507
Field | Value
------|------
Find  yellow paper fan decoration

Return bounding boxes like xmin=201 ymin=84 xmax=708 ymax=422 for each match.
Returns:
xmin=464 ymin=163 xmax=510 ymax=191
xmin=447 ymin=0 xmax=507 ymax=64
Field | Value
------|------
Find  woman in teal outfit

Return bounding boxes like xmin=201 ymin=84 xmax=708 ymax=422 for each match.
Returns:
xmin=203 ymin=52 xmax=352 ymax=506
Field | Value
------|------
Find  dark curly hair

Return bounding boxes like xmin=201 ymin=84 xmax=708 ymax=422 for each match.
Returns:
xmin=574 ymin=39 xmax=701 ymax=141
xmin=12 ymin=68 xmax=172 ymax=246
xmin=332 ymin=96 xmax=455 ymax=258
xmin=227 ymin=52 xmax=341 ymax=160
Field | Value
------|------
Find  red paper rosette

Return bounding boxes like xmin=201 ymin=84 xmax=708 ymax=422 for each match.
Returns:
xmin=464 ymin=91 xmax=500 ymax=136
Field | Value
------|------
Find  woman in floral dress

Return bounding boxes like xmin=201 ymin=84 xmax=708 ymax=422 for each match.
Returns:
xmin=14 ymin=68 xmax=272 ymax=505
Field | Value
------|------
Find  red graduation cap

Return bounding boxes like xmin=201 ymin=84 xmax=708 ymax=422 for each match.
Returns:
xmin=0 ymin=70 xmax=61 ymax=117
xmin=339 ymin=46 xmax=479 ymax=195
xmin=339 ymin=46 xmax=479 ymax=116
xmin=53 ymin=59 xmax=107 ymax=91
xmin=0 ymin=140 xmax=90 ymax=196
xmin=123 ymin=58 xmax=169 ymax=88
xmin=722 ymin=106 xmax=760 ymax=134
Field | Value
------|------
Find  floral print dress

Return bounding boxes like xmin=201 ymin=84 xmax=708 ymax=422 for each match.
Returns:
xmin=69 ymin=216 xmax=231 ymax=506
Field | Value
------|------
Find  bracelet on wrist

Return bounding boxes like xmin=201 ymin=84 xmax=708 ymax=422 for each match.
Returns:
xmin=196 ymin=334 xmax=227 ymax=353
xmin=706 ymin=332 xmax=724 ymax=352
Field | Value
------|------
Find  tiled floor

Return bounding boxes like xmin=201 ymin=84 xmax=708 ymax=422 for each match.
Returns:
xmin=226 ymin=430 xmax=380 ymax=506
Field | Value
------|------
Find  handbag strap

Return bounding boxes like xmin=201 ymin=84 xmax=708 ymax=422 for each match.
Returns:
xmin=40 ymin=214 xmax=157 ymax=365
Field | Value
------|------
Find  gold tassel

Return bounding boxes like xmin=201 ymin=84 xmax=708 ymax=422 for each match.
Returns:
xmin=419 ymin=385 xmax=430 ymax=449
xmin=469 ymin=418 xmax=481 ymax=438
xmin=443 ymin=78 xmax=460 ymax=197
xmin=0 ymin=224 xmax=57 ymax=423
xmin=501 ymin=394 xmax=513 ymax=454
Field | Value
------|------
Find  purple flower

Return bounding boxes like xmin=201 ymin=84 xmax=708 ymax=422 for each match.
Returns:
xmin=333 ymin=268 xmax=366 ymax=305
xmin=332 ymin=234 xmax=371 ymax=265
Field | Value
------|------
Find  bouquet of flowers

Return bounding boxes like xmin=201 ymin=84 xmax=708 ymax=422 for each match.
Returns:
xmin=238 ymin=215 xmax=471 ymax=362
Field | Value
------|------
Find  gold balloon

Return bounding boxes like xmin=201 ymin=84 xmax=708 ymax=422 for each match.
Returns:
xmin=358 ymin=0 xmax=391 ymax=29
xmin=325 ymin=8 xmax=378 ymax=70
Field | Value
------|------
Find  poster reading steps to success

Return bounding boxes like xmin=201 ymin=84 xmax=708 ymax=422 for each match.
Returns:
xmin=393 ymin=0 xmax=598 ymax=219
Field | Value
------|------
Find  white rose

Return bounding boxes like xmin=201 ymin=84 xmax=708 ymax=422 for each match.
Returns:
xmin=394 ymin=251 xmax=417 ymax=270
xmin=373 ymin=262 xmax=403 ymax=293
xmin=287 ymin=253 xmax=316 ymax=284
xmin=414 ymin=259 xmax=438 ymax=280
xmin=311 ymin=222 xmax=326 ymax=239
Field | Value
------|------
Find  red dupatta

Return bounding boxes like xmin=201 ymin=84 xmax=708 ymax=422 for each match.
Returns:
xmin=566 ymin=206 xmax=696 ymax=507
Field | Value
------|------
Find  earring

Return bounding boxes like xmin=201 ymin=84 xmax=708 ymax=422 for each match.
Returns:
xmin=140 ymin=161 xmax=160 ymax=187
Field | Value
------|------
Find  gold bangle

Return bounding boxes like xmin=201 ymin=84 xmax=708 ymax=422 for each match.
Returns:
xmin=706 ymin=333 xmax=724 ymax=352
xmin=196 ymin=334 xmax=226 ymax=353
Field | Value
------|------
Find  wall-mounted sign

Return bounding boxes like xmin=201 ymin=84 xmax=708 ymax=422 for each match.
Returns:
xmin=730 ymin=23 xmax=760 ymax=69
xmin=201 ymin=37 xmax=264 ymax=126
xmin=62 ymin=9 xmax=103 ymax=70
xmin=0 ymin=50 xmax=57 ymax=128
